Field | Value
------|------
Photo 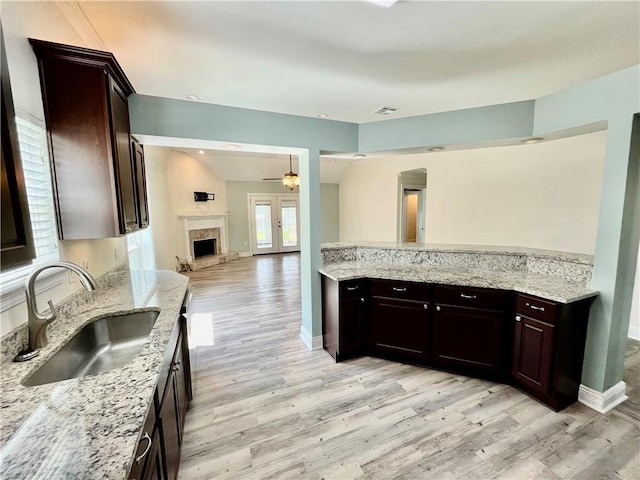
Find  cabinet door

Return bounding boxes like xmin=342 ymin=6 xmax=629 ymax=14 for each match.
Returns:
xmin=132 ymin=140 xmax=149 ymax=228
xmin=173 ymin=340 xmax=188 ymax=441
xmin=511 ymin=315 xmax=555 ymax=395
xmin=108 ymin=78 xmax=138 ymax=234
xmin=1 ymin=34 xmax=35 ymax=270
xmin=369 ymin=297 xmax=429 ymax=361
xmin=432 ymin=305 xmax=504 ymax=374
xmin=159 ymin=375 xmax=181 ymax=480
xmin=339 ymin=295 xmax=366 ymax=359
xmin=142 ymin=428 xmax=166 ymax=480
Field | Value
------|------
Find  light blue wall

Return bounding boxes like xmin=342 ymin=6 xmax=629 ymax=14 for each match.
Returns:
xmin=130 ymin=66 xmax=640 ymax=395
xmin=359 ymin=100 xmax=535 ymax=152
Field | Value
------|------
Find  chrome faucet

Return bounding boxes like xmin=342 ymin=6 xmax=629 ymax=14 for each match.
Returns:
xmin=25 ymin=261 xmax=98 ymax=351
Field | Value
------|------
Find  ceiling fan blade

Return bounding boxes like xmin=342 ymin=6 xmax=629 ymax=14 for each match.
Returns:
xmin=262 ymin=178 xmax=282 ymax=181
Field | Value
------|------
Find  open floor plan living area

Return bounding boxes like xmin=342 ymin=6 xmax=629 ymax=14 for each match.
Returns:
xmin=0 ymin=1 xmax=639 ymax=479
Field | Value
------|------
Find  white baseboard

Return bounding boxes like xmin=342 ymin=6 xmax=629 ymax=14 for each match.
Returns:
xmin=628 ymin=326 xmax=640 ymax=341
xmin=239 ymin=251 xmax=252 ymax=257
xmin=578 ymin=381 xmax=628 ymax=413
xmin=299 ymin=326 xmax=323 ymax=351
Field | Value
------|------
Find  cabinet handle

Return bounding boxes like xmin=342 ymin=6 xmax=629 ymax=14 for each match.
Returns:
xmin=360 ymin=297 xmax=365 ymax=303
xmin=460 ymin=293 xmax=477 ymax=299
xmin=423 ymin=304 xmax=428 ymax=310
xmin=135 ymin=432 xmax=152 ymax=464
xmin=436 ymin=306 xmax=441 ymax=312
xmin=526 ymin=302 xmax=545 ymax=312
xmin=347 ymin=286 xmax=359 ymax=291
xmin=515 ymin=315 xmax=522 ymax=322
xmin=392 ymin=287 xmax=407 ymax=292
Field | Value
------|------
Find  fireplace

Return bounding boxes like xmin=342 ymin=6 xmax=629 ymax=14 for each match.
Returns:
xmin=189 ymin=227 xmax=220 ymax=260
xmin=193 ymin=238 xmax=217 ymax=259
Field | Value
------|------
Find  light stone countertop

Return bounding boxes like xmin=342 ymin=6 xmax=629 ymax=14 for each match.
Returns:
xmin=0 ymin=268 xmax=190 ymax=479
xmin=321 ymin=241 xmax=594 ymax=265
xmin=319 ymin=261 xmax=597 ymax=303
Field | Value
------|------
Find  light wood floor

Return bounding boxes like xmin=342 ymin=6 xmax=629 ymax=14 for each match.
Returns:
xmin=179 ymin=254 xmax=640 ymax=480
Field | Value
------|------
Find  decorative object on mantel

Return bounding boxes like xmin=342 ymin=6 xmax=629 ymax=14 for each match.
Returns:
xmin=175 ymin=256 xmax=192 ymax=273
xmin=282 ymin=155 xmax=300 ymax=191
xmin=193 ymin=191 xmax=215 ymax=202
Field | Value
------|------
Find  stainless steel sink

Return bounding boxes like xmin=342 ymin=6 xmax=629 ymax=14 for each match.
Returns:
xmin=24 ymin=310 xmax=159 ymax=387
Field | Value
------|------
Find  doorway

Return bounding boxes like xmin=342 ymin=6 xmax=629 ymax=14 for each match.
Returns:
xmin=398 ymin=169 xmax=427 ymax=243
xmin=249 ymin=194 xmax=300 ymax=254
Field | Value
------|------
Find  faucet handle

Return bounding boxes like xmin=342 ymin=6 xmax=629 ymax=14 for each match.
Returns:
xmin=44 ymin=300 xmax=57 ymax=322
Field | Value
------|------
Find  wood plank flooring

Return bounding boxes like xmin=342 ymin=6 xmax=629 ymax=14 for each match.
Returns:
xmin=179 ymin=254 xmax=640 ymax=479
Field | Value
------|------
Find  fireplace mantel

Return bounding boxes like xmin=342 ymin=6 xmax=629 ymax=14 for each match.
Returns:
xmin=179 ymin=213 xmax=229 ymax=261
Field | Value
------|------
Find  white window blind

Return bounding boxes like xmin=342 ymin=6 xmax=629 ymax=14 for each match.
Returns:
xmin=15 ymin=117 xmax=59 ymax=264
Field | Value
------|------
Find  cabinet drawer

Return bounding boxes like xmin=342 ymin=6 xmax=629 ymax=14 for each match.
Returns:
xmin=434 ymin=285 xmax=507 ymax=311
xmin=372 ymin=279 xmax=431 ymax=302
xmin=339 ymin=279 xmax=368 ymax=298
xmin=516 ymin=294 xmax=558 ymax=323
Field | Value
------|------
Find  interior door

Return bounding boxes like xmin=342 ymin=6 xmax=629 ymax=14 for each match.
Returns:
xmin=249 ymin=194 xmax=300 ymax=255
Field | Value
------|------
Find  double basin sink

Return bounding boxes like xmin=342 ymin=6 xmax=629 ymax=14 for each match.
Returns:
xmin=24 ymin=310 xmax=159 ymax=387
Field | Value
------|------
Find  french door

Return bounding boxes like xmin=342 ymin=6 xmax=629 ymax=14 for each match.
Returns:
xmin=249 ymin=194 xmax=300 ymax=254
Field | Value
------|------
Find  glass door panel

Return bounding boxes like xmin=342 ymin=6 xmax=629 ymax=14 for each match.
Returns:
xmin=249 ymin=197 xmax=278 ymax=254
xmin=278 ymin=197 xmax=299 ymax=252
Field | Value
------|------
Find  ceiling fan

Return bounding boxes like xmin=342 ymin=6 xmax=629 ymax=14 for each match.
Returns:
xmin=262 ymin=155 xmax=300 ymax=190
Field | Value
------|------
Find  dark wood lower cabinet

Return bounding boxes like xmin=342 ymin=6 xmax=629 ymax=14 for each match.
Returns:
xmin=511 ymin=315 xmax=555 ymax=395
xmin=321 ymin=275 xmax=594 ymax=411
xmin=322 ymin=277 xmax=368 ymax=361
xmin=129 ymin=316 xmax=191 ymax=480
xmin=432 ymin=304 xmax=505 ymax=377
xmin=369 ymin=297 xmax=429 ymax=361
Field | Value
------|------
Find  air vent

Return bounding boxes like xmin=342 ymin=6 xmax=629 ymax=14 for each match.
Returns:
xmin=373 ymin=106 xmax=398 ymax=115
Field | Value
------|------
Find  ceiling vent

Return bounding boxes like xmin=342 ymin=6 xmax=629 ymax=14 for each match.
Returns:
xmin=373 ymin=106 xmax=398 ymax=115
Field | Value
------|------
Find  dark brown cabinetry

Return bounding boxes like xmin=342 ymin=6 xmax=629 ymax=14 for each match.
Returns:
xmin=133 ymin=139 xmax=150 ymax=228
xmin=432 ymin=286 xmax=508 ymax=378
xmin=321 ymin=274 xmax=594 ymax=411
xmin=369 ymin=280 xmax=430 ymax=362
xmin=322 ymin=277 xmax=368 ymax=361
xmin=30 ymin=39 xmax=148 ymax=239
xmin=1 ymin=31 xmax=35 ymax=270
xmin=129 ymin=393 xmax=165 ymax=480
xmin=510 ymin=293 xmax=591 ymax=411
xmin=129 ymin=314 xmax=192 ymax=480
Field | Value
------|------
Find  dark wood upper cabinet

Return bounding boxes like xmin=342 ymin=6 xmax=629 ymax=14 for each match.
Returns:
xmin=29 ymin=38 xmax=144 ymax=239
xmin=132 ymin=138 xmax=150 ymax=229
xmin=1 ymin=30 xmax=36 ymax=270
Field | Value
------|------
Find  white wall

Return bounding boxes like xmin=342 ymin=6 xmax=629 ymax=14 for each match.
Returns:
xmin=145 ymin=148 xmax=228 ymax=270
xmin=340 ymin=131 xmax=607 ymax=255
xmin=1 ymin=3 xmax=129 ymax=336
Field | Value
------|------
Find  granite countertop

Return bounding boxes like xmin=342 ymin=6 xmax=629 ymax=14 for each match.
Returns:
xmin=0 ymin=268 xmax=190 ymax=479
xmin=319 ymin=261 xmax=597 ymax=303
xmin=321 ymin=242 xmax=594 ymax=265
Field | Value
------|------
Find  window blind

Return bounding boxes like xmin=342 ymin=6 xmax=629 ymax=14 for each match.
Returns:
xmin=15 ymin=117 xmax=59 ymax=263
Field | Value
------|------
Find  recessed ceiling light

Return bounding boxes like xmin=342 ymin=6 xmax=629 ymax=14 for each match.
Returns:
xmin=365 ymin=0 xmax=400 ymax=8
xmin=353 ymin=153 xmax=367 ymax=158
xmin=223 ymin=143 xmax=241 ymax=150
xmin=428 ymin=146 xmax=445 ymax=152
xmin=523 ymin=137 xmax=544 ymax=145
xmin=197 ymin=150 xmax=205 ymax=155
xmin=317 ymin=113 xmax=328 ymax=119
xmin=185 ymin=94 xmax=199 ymax=101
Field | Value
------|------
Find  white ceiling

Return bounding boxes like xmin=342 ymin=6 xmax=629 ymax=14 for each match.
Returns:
xmin=60 ymin=0 xmax=637 ymax=124
xmin=9 ymin=1 xmax=639 ymax=182
xmin=175 ymin=148 xmax=352 ymax=183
